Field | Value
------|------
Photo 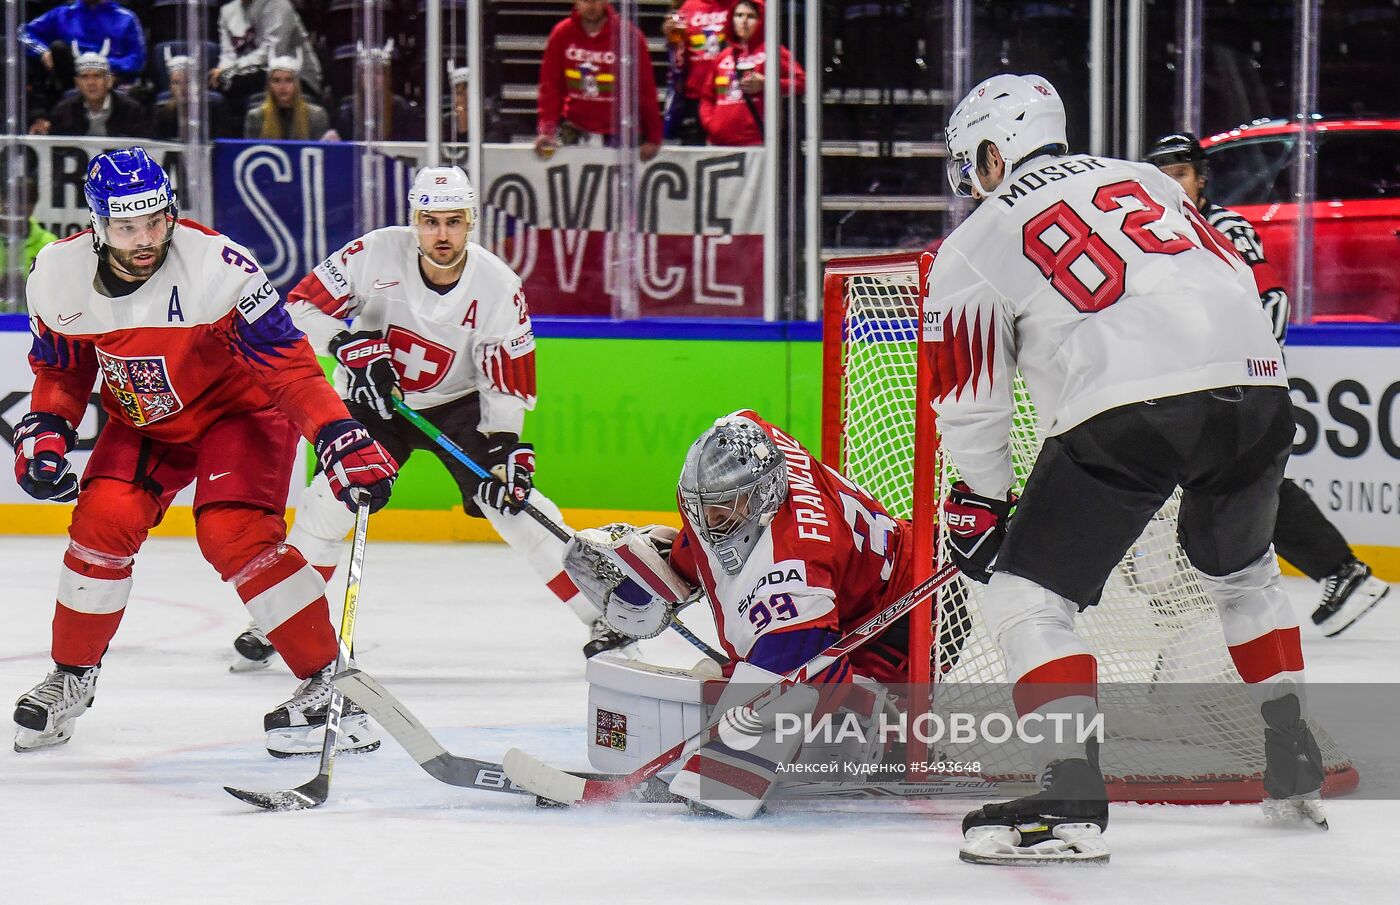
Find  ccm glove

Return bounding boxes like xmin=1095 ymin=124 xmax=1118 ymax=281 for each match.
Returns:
xmin=475 ymin=434 xmax=535 ymax=514
xmin=941 ymin=481 xmax=1016 ymax=584
xmin=314 ymin=419 xmax=399 ymax=512
xmin=329 ymin=330 xmax=399 ymax=421
xmin=14 ymin=412 xmax=78 ymax=502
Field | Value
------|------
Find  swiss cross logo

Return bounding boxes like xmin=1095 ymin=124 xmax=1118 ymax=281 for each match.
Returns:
xmin=385 ymin=326 xmax=456 ymax=392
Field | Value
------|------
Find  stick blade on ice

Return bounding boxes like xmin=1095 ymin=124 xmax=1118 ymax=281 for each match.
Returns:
xmin=502 ymin=748 xmax=587 ymax=804
xmin=223 ymin=775 xmax=328 ymax=811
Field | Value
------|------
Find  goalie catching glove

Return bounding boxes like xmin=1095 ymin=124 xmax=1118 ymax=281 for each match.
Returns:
xmin=942 ymin=482 xmax=1016 ymax=584
xmin=563 ymin=523 xmax=695 ymax=639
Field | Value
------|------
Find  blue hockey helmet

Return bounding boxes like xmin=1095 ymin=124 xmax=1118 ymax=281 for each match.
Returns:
xmin=84 ymin=147 xmax=178 ymax=251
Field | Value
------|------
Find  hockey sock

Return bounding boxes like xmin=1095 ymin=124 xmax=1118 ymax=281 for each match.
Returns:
xmin=52 ymin=542 xmax=134 ymax=668
xmin=1198 ymin=548 xmax=1306 ymax=702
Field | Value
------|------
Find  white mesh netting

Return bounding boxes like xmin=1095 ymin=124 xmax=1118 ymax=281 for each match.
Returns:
xmin=828 ymin=257 xmax=1354 ymax=800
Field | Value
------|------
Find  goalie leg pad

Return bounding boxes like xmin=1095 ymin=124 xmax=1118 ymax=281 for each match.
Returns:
xmin=669 ymin=661 xmax=819 ymax=819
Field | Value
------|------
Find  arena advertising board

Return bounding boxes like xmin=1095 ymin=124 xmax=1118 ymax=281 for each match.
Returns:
xmin=13 ymin=138 xmax=767 ymax=318
xmin=212 ymin=141 xmax=768 ymax=317
xmin=1284 ymin=344 xmax=1400 ymax=548
xmin=0 ymin=331 xmax=304 ymax=508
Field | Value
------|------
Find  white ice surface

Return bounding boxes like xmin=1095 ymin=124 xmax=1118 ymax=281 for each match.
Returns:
xmin=2 ymin=536 xmax=1396 ymax=904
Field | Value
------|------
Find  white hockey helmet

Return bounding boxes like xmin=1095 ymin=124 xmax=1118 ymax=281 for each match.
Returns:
xmin=409 ymin=165 xmax=477 ymax=229
xmin=944 ymin=73 xmax=1068 ymax=197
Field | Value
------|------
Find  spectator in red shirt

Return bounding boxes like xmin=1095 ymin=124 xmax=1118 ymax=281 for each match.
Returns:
xmin=660 ymin=0 xmax=729 ymax=143
xmin=700 ymin=0 xmax=805 ymax=147
xmin=535 ymin=0 xmax=662 ymax=162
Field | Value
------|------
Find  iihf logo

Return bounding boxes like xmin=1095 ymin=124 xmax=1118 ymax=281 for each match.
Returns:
xmin=1246 ymin=358 xmax=1280 ymax=378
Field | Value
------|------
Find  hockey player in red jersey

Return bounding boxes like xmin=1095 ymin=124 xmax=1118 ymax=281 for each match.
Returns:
xmin=562 ymin=410 xmax=915 ymax=817
xmin=12 ymin=148 xmax=398 ymax=754
xmin=931 ymin=75 xmax=1329 ymax=863
xmin=1146 ymin=131 xmax=1390 ymax=636
xmin=226 ymin=164 xmax=618 ymax=670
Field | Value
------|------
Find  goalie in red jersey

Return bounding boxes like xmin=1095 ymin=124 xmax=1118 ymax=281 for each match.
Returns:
xmin=562 ymin=410 xmax=917 ymax=817
xmin=12 ymin=148 xmax=398 ymax=756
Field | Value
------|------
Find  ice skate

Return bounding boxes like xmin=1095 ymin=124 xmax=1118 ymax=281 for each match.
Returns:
xmin=583 ymin=616 xmax=637 ymax=660
xmin=1311 ymin=560 xmax=1389 ymax=637
xmin=1261 ymin=694 xmax=1329 ymax=829
xmin=14 ymin=664 xmax=101 ymax=752
xmin=960 ymin=743 xmax=1110 ymax=865
xmin=230 ymin=622 xmax=278 ymax=672
xmin=264 ymin=664 xmax=380 ymax=757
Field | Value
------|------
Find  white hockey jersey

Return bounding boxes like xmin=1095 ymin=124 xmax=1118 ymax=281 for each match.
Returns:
xmin=287 ymin=226 xmax=536 ymax=435
xmin=926 ymin=153 xmax=1288 ymax=498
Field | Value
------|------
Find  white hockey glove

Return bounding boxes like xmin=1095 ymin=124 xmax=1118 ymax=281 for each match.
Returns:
xmin=562 ymin=524 xmax=693 ymax=639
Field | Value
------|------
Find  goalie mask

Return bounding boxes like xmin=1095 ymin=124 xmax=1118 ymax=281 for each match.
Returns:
xmin=678 ymin=417 xmax=788 ymax=575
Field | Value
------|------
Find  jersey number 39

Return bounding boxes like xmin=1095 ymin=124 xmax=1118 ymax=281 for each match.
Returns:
xmin=1022 ymin=180 xmax=1238 ymax=313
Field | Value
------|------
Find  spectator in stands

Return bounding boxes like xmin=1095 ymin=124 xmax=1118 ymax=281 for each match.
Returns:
xmin=661 ymin=0 xmax=729 ymax=143
xmin=334 ymin=51 xmax=425 ymax=142
xmin=212 ymin=0 xmax=324 ymax=115
xmin=155 ymin=54 xmax=236 ymax=140
xmin=700 ymin=0 xmax=804 ymax=147
xmin=21 ymin=0 xmax=146 ymax=108
xmin=30 ymin=50 xmax=151 ymax=138
xmin=443 ymin=64 xmax=511 ymax=144
xmin=0 ymin=178 xmax=59 ymax=279
xmin=447 ymin=64 xmax=471 ymax=140
xmin=535 ymin=0 xmax=662 ymax=162
xmin=245 ymin=52 xmax=333 ymax=140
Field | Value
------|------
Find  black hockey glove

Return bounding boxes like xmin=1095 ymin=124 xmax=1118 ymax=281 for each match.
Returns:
xmin=476 ymin=434 xmax=535 ymax=514
xmin=942 ymin=482 xmax=1016 ymax=584
xmin=329 ymin=330 xmax=399 ymax=421
xmin=13 ymin=411 xmax=79 ymax=502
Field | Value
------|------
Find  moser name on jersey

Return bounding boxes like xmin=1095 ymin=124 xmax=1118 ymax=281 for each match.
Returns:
xmin=106 ymin=188 xmax=171 ymax=216
xmin=999 ymin=156 xmax=1110 ymax=209
xmin=738 ymin=561 xmax=809 ymax=614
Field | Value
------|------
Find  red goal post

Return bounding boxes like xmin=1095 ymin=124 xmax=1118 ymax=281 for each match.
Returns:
xmin=820 ymin=251 xmax=1359 ymax=803
xmin=822 ymin=251 xmax=939 ymax=694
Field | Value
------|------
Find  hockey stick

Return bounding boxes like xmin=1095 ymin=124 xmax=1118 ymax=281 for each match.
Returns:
xmin=224 ymin=490 xmax=372 ymax=811
xmin=330 ymin=667 xmax=681 ymax=802
xmin=331 ymin=666 xmax=998 ymax=803
xmin=391 ymin=398 xmax=727 ymax=666
xmin=503 ymin=561 xmax=963 ymax=806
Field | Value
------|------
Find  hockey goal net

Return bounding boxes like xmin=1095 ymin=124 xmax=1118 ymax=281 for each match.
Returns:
xmin=821 ymin=251 xmax=1357 ymax=803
